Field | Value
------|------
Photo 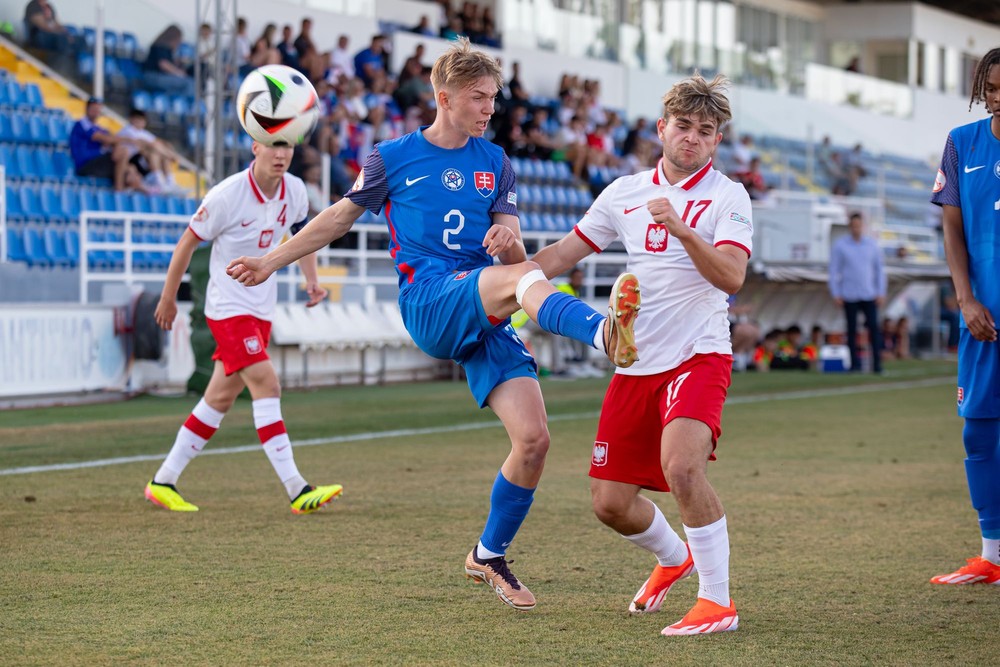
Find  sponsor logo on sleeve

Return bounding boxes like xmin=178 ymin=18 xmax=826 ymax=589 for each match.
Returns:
xmin=730 ymin=212 xmax=751 ymax=226
xmin=507 ymin=191 xmax=517 ymax=205
xmin=193 ymin=205 xmax=208 ymax=222
xmin=351 ymin=168 xmax=365 ymax=192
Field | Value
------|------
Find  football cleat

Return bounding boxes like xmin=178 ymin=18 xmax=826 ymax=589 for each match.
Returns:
xmin=144 ymin=480 xmax=199 ymax=512
xmin=630 ymin=546 xmax=695 ymax=613
xmin=464 ymin=548 xmax=536 ymax=611
xmin=662 ymin=597 xmax=739 ymax=636
xmin=930 ymin=556 xmax=1000 ymax=585
xmin=604 ymin=272 xmax=641 ymax=368
xmin=290 ymin=484 xmax=343 ymax=514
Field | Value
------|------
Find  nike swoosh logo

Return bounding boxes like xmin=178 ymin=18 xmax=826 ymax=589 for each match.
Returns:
xmin=240 ymin=219 xmax=254 ymax=227
xmin=624 ymin=205 xmax=643 ymax=214
xmin=586 ymin=313 xmax=598 ymax=321
xmin=965 ymin=165 xmax=985 ymax=173
xmin=405 ymin=175 xmax=430 ymax=186
xmin=276 ymin=445 xmax=288 ymax=452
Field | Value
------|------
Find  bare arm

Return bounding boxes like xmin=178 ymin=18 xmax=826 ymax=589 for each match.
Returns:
xmin=532 ymin=230 xmax=594 ymax=278
xmin=647 ymin=197 xmax=748 ymax=294
xmin=228 ymin=196 xmax=367 ymax=286
xmin=484 ymin=212 xmax=527 ymax=265
xmin=154 ymin=228 xmax=202 ymax=330
xmin=941 ymin=203 xmax=996 ymax=342
xmin=295 ymin=250 xmax=328 ymax=307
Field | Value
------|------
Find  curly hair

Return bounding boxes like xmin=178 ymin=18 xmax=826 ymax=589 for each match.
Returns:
xmin=968 ymin=47 xmax=1000 ymax=112
xmin=661 ymin=73 xmax=733 ymax=131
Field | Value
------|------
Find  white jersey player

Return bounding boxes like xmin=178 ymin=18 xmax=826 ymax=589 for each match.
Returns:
xmin=534 ymin=74 xmax=750 ymax=636
xmin=144 ymin=142 xmax=343 ymax=515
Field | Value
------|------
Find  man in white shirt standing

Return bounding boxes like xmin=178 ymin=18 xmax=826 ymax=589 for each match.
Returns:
xmin=534 ymin=74 xmax=752 ymax=636
xmin=144 ymin=141 xmax=342 ymax=515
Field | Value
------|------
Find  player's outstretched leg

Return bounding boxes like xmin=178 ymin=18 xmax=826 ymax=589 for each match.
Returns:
xmin=930 ymin=557 xmax=1000 ymax=585
xmin=604 ymin=272 xmax=641 ymax=368
xmin=464 ymin=548 xmax=536 ymax=610
xmin=630 ymin=545 xmax=695 ymax=613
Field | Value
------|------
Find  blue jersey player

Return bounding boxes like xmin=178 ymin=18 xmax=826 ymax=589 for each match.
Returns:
xmin=929 ymin=47 xmax=1000 ymax=585
xmin=227 ymin=37 xmax=642 ymax=609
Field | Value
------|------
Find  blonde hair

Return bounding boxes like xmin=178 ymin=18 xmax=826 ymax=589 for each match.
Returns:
xmin=430 ymin=36 xmax=504 ymax=94
xmin=661 ymin=73 xmax=733 ymax=131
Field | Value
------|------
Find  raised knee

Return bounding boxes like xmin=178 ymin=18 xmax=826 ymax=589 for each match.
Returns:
xmin=519 ymin=429 xmax=550 ymax=467
xmin=663 ymin=460 xmax=700 ymax=495
xmin=592 ymin=494 xmax=629 ymax=527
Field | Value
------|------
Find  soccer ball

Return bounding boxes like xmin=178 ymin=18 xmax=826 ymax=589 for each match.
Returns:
xmin=236 ymin=64 xmax=320 ymax=147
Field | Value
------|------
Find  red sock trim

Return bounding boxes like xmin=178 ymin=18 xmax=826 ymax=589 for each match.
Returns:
xmin=183 ymin=414 xmax=218 ymax=440
xmin=257 ymin=420 xmax=287 ymax=445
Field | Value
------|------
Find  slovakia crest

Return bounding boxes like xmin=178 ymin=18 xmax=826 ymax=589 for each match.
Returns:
xmin=244 ymin=336 xmax=263 ymax=355
xmin=474 ymin=171 xmax=495 ymax=198
xmin=442 ymin=168 xmax=465 ymax=191
xmin=957 ymin=386 xmax=964 ymax=406
xmin=592 ymin=441 xmax=609 ymax=467
xmin=645 ymin=224 xmax=668 ymax=252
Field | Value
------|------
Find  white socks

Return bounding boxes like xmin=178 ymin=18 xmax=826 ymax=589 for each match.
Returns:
xmin=154 ymin=398 xmax=225 ymax=486
xmin=984 ymin=537 xmax=1000 ymax=565
xmin=592 ymin=318 xmax=608 ymax=351
xmin=684 ymin=515 xmax=731 ymax=607
xmin=253 ymin=397 xmax=307 ymax=499
xmin=621 ymin=503 xmax=688 ymax=567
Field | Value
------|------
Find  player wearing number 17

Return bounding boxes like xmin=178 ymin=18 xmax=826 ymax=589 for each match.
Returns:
xmin=534 ymin=74 xmax=752 ymax=635
xmin=226 ymin=37 xmax=641 ymax=610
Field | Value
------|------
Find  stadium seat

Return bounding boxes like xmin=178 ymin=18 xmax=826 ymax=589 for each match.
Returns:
xmin=22 ymin=226 xmax=52 ymax=267
xmin=0 ymin=113 xmax=13 ymax=142
xmin=19 ymin=184 xmax=44 ymax=221
xmin=119 ymin=32 xmax=139 ymax=60
xmin=5 ymin=185 xmax=26 ymax=219
xmin=39 ymin=183 xmax=66 ymax=222
xmin=34 ymin=149 xmax=59 ymax=181
xmin=51 ymin=150 xmax=74 ymax=180
xmin=60 ymin=186 xmax=81 ymax=220
xmin=131 ymin=192 xmax=153 ymax=214
xmin=150 ymin=194 xmax=171 ymax=215
xmin=47 ymin=116 xmax=70 ymax=145
xmin=96 ymin=189 xmax=117 ymax=211
xmin=114 ymin=191 xmax=135 ymax=212
xmin=1 ymin=143 xmax=22 ymax=179
xmin=9 ymin=114 xmax=30 ymax=143
xmin=43 ymin=227 xmax=74 ymax=267
xmin=131 ymin=90 xmax=151 ymax=113
xmin=23 ymin=83 xmax=43 ymax=109
xmin=5 ymin=227 xmax=30 ymax=264
xmin=64 ymin=228 xmax=80 ymax=266
xmin=15 ymin=145 xmax=38 ymax=179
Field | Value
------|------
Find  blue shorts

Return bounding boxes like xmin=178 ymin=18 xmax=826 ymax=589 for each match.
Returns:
xmin=957 ymin=328 xmax=1000 ymax=418
xmin=400 ymin=268 xmax=537 ymax=408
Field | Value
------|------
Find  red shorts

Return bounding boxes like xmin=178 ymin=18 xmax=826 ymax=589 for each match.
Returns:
xmin=590 ymin=353 xmax=732 ymax=492
xmin=206 ymin=316 xmax=272 ymax=375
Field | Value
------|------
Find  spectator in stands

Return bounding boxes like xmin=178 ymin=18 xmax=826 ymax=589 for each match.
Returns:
xmin=276 ymin=24 xmax=299 ymax=71
xmin=293 ymin=18 xmax=315 ymax=62
xmin=736 ymin=157 xmax=770 ymax=200
xmin=507 ymin=61 xmax=530 ymax=109
xmin=354 ymin=34 xmax=387 ymax=88
xmin=441 ymin=15 xmax=464 ymax=41
xmin=395 ymin=64 xmax=434 ymax=113
xmin=522 ymin=106 xmax=557 ymax=161
xmin=731 ymin=134 xmax=756 ymax=173
xmin=828 ymin=211 xmax=886 ymax=373
xmin=845 ymin=56 xmax=861 ymax=74
xmin=398 ymin=43 xmax=426 ymax=87
xmin=191 ymin=22 xmax=214 ymax=83
xmin=493 ymin=103 xmax=528 ymax=157
xmin=728 ymin=297 xmax=760 ymax=372
xmin=70 ymin=98 xmax=144 ymax=192
xmin=841 ymin=143 xmax=868 ymax=196
xmin=557 ymin=114 xmax=589 ymax=180
xmin=235 ymin=17 xmax=252 ymax=77
xmin=328 ymin=34 xmax=355 ymax=82
xmin=585 ymin=121 xmax=619 ymax=171
xmin=411 ymin=14 xmax=436 ymax=37
xmin=117 ymin=109 xmax=184 ymax=194
xmin=250 ymin=23 xmax=281 ymax=68
xmin=302 ymin=162 xmax=326 ymax=217
xmin=23 ymin=0 xmax=71 ymax=52
xmin=143 ymin=25 xmax=195 ymax=97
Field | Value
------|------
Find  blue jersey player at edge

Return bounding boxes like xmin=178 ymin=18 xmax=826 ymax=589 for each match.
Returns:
xmin=227 ymin=37 xmax=643 ymax=609
xmin=929 ymin=46 xmax=1000 ymax=586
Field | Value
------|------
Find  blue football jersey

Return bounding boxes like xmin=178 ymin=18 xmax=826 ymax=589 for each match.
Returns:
xmin=931 ymin=117 xmax=1000 ymax=317
xmin=346 ymin=128 xmax=518 ymax=289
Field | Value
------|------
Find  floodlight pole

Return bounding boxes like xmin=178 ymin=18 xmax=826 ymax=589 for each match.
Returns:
xmin=193 ymin=0 xmax=240 ymax=196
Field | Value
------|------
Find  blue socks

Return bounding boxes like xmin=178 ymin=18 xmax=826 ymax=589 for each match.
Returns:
xmin=536 ymin=291 xmax=603 ymax=348
xmin=479 ymin=472 xmax=535 ymax=556
xmin=962 ymin=418 xmax=1000 ymax=537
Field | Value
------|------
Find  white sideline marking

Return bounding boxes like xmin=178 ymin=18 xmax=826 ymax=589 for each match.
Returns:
xmin=0 ymin=377 xmax=952 ymax=477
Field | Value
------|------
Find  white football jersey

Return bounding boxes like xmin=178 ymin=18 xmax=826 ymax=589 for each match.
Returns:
xmin=188 ymin=165 xmax=309 ymax=321
xmin=575 ymin=159 xmax=753 ymax=376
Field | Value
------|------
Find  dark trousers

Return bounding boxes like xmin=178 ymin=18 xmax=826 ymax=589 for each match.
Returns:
xmin=844 ymin=300 xmax=881 ymax=373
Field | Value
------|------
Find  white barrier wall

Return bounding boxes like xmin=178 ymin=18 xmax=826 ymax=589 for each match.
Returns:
xmin=0 ymin=304 xmax=127 ymax=397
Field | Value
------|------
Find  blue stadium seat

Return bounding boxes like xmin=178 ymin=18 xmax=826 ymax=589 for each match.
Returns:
xmin=23 ymin=83 xmax=43 ymax=109
xmin=1 ymin=143 xmax=22 ymax=179
xmin=15 ymin=145 xmax=38 ymax=179
xmin=9 ymin=114 xmax=30 ymax=143
xmin=77 ymin=53 xmax=95 ymax=80
xmin=131 ymin=192 xmax=152 ymax=214
xmin=76 ymin=187 xmax=98 ymax=213
xmin=168 ymin=95 xmax=190 ymax=121
xmin=96 ymin=189 xmax=117 ymax=211
xmin=39 ymin=183 xmax=66 ymax=222
xmin=22 ymin=226 xmax=51 ymax=266
xmin=65 ymin=228 xmax=80 ymax=266
xmin=5 ymin=185 xmax=26 ymax=219
xmin=34 ymin=149 xmax=59 ymax=180
xmin=43 ymin=227 xmax=74 ymax=267
xmin=113 ymin=191 xmax=134 ymax=212
xmin=150 ymin=194 xmax=171 ymax=215
xmin=82 ymin=26 xmax=97 ymax=51
xmin=0 ymin=113 xmax=12 ymax=142
xmin=52 ymin=150 xmax=74 ymax=179
xmin=60 ymin=186 xmax=81 ymax=220
xmin=47 ymin=115 xmax=70 ymax=145
xmin=119 ymin=32 xmax=139 ymax=60
xmin=19 ymin=183 xmax=43 ymax=220
xmin=150 ymin=93 xmax=170 ymax=122
xmin=519 ymin=213 xmax=535 ymax=232
xmin=166 ymin=196 xmax=187 ymax=216
xmin=131 ymin=90 xmax=151 ymax=113
xmin=5 ymin=227 xmax=29 ymax=263
xmin=3 ymin=81 xmax=26 ymax=106
xmin=183 ymin=199 xmax=198 ymax=215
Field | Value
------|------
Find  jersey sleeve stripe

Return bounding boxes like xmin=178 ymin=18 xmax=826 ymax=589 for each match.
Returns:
xmin=574 ymin=225 xmax=602 ymax=252
xmin=188 ymin=226 xmax=206 ymax=241
xmin=716 ymin=239 xmax=750 ymax=257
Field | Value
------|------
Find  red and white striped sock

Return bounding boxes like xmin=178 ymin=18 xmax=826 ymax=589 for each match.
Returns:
xmin=154 ymin=398 xmax=225 ymax=485
xmin=254 ymin=397 xmax=307 ymax=499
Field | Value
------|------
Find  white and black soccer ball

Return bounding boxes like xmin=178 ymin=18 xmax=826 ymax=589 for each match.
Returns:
xmin=236 ymin=64 xmax=320 ymax=147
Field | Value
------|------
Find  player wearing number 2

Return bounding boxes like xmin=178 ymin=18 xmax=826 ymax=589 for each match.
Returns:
xmin=534 ymin=74 xmax=752 ymax=635
xmin=226 ymin=37 xmax=641 ymax=611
